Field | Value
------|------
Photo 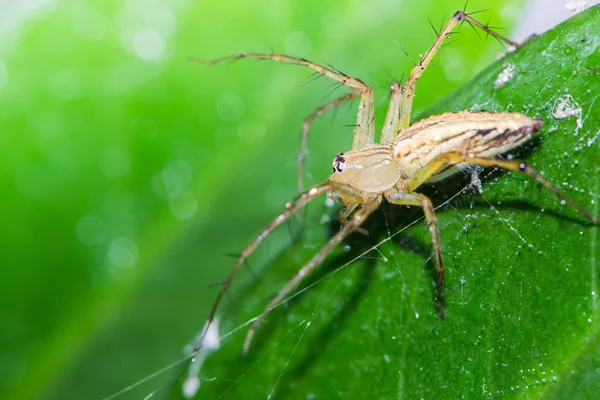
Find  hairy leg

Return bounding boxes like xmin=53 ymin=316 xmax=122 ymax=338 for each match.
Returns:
xmin=192 ymin=53 xmax=375 ymax=149
xmin=395 ymin=11 xmax=519 ymax=132
xmin=406 ymin=152 xmax=599 ymax=223
xmin=242 ymin=195 xmax=382 ymax=353
xmin=385 ymin=191 xmax=446 ymax=317
xmin=381 ymin=81 xmax=402 ymax=145
xmin=193 ymin=181 xmax=366 ymax=352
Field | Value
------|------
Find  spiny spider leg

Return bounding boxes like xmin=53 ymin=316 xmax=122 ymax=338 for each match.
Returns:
xmin=385 ymin=191 xmax=445 ymax=317
xmin=406 ymin=152 xmax=600 ymax=223
xmin=193 ymin=181 xmax=365 ymax=352
xmin=193 ymin=183 xmax=329 ymax=352
xmin=299 ymin=90 xmax=360 ymax=192
xmin=381 ymin=82 xmax=402 ymax=145
xmin=190 ymin=53 xmax=375 ymax=149
xmin=242 ymin=196 xmax=382 ymax=354
xmin=396 ymin=11 xmax=520 ymax=131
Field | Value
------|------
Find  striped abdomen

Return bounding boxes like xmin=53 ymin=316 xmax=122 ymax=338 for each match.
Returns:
xmin=393 ymin=111 xmax=543 ymax=182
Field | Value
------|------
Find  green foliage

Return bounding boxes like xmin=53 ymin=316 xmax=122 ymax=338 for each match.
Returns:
xmin=3 ymin=1 xmax=599 ymax=399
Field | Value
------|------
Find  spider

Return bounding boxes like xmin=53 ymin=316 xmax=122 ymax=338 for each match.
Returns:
xmin=193 ymin=11 xmax=599 ymax=354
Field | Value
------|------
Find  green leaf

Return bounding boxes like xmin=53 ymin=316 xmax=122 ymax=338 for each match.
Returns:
xmin=173 ymin=6 xmax=600 ymax=400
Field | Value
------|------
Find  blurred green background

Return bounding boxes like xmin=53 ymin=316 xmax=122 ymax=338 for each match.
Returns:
xmin=7 ymin=0 xmax=584 ymax=398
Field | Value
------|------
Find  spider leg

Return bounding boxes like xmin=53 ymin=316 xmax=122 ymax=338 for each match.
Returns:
xmin=193 ymin=182 xmax=330 ymax=352
xmin=406 ymin=152 xmax=599 ymax=223
xmin=339 ymin=202 xmax=360 ymax=222
xmin=242 ymin=195 xmax=382 ymax=354
xmin=193 ymin=181 xmax=365 ymax=353
xmin=381 ymin=82 xmax=402 ymax=145
xmin=191 ymin=53 xmax=375 ymax=149
xmin=299 ymin=90 xmax=360 ymax=192
xmin=385 ymin=191 xmax=446 ymax=318
xmin=395 ymin=11 xmax=520 ymax=132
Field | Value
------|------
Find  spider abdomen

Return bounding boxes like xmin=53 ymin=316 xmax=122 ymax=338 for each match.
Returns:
xmin=393 ymin=111 xmax=543 ymax=181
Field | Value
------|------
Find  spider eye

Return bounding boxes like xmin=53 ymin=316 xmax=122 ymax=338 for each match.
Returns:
xmin=332 ymin=153 xmax=346 ymax=173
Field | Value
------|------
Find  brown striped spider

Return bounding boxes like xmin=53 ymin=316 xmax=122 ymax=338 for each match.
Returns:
xmin=193 ymin=11 xmax=599 ymax=354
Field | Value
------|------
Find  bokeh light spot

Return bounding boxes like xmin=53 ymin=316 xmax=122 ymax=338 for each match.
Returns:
xmin=107 ymin=238 xmax=138 ymax=268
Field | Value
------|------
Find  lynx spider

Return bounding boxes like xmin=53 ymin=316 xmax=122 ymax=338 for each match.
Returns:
xmin=193 ymin=11 xmax=599 ymax=354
